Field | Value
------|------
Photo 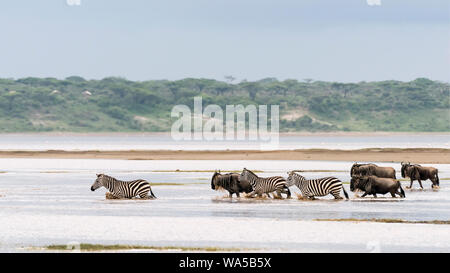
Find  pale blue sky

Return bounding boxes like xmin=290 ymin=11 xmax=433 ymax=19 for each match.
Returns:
xmin=1 ymin=0 xmax=449 ymax=82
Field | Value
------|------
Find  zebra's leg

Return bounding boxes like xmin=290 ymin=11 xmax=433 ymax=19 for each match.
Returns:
xmin=283 ymin=186 xmax=292 ymax=199
xmin=247 ymin=191 xmax=256 ymax=198
xmin=105 ymin=192 xmax=120 ymax=199
xmin=275 ymin=190 xmax=283 ymax=199
xmin=139 ymin=191 xmax=150 ymax=199
xmin=332 ymin=192 xmax=343 ymax=200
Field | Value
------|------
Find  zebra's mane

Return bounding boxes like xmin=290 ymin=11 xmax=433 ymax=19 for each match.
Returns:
xmin=243 ymin=168 xmax=258 ymax=178
xmin=99 ymin=174 xmax=118 ymax=182
xmin=290 ymin=171 xmax=305 ymax=179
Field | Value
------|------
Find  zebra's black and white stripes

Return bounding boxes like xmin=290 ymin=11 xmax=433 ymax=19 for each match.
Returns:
xmin=240 ymin=168 xmax=291 ymax=198
xmin=91 ymin=174 xmax=156 ymax=199
xmin=286 ymin=171 xmax=348 ymax=199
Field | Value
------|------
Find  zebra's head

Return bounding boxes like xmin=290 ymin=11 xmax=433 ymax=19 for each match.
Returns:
xmin=286 ymin=171 xmax=295 ymax=186
xmin=239 ymin=168 xmax=250 ymax=182
xmin=91 ymin=174 xmax=105 ymax=191
xmin=286 ymin=171 xmax=304 ymax=187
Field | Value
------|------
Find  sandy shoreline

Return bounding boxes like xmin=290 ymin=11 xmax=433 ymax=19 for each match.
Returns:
xmin=0 ymin=148 xmax=448 ymax=163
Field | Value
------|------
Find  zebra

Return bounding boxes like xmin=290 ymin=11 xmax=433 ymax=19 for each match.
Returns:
xmin=286 ymin=171 xmax=348 ymax=200
xmin=239 ymin=168 xmax=291 ymax=198
xmin=90 ymin=174 xmax=156 ymax=199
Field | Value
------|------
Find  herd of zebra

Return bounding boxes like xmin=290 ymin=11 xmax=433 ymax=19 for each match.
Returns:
xmin=90 ymin=162 xmax=440 ymax=200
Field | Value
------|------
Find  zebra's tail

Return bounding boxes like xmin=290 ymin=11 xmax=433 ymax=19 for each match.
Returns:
xmin=149 ymin=188 xmax=157 ymax=199
xmin=342 ymin=185 xmax=349 ymax=199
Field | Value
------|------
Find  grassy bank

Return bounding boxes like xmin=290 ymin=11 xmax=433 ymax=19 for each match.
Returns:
xmin=45 ymin=243 xmax=256 ymax=252
xmin=0 ymin=77 xmax=448 ymax=132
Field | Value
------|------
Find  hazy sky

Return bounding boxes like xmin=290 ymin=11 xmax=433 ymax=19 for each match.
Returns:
xmin=1 ymin=0 xmax=449 ymax=82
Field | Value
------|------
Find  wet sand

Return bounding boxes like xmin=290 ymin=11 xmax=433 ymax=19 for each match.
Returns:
xmin=0 ymin=148 xmax=448 ymax=163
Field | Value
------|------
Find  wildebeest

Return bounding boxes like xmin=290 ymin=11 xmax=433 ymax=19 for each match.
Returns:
xmin=350 ymin=163 xmax=396 ymax=179
xmin=401 ymin=162 xmax=439 ymax=189
xmin=350 ymin=175 xmax=405 ymax=198
xmin=211 ymin=171 xmax=253 ymax=198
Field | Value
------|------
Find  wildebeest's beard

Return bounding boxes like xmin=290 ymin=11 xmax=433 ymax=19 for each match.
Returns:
xmin=211 ymin=172 xmax=220 ymax=190
xmin=350 ymin=176 xmax=358 ymax=191
xmin=401 ymin=163 xmax=408 ymax=178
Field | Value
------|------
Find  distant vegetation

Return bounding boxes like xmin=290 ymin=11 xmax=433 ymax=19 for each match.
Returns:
xmin=0 ymin=76 xmax=448 ymax=132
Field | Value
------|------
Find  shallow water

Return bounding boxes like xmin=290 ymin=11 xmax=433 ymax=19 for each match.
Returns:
xmin=0 ymin=133 xmax=448 ymax=150
xmin=0 ymin=159 xmax=449 ymax=252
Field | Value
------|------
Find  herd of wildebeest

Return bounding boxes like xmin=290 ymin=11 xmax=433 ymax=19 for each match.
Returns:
xmin=91 ymin=162 xmax=440 ymax=200
xmin=209 ymin=162 xmax=440 ymax=200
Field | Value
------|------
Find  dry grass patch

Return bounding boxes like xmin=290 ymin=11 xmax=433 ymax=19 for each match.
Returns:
xmin=46 ymin=244 xmax=254 ymax=252
xmin=314 ymin=218 xmax=450 ymax=225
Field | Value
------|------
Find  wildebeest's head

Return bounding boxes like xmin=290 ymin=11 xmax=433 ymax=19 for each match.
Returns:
xmin=350 ymin=163 xmax=360 ymax=176
xmin=211 ymin=170 xmax=221 ymax=190
xmin=400 ymin=162 xmax=410 ymax=178
xmin=91 ymin=174 xmax=104 ymax=191
xmin=350 ymin=175 xmax=368 ymax=192
xmin=350 ymin=175 xmax=358 ymax=191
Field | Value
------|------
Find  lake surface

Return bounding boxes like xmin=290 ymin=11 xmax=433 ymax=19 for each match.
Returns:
xmin=0 ymin=159 xmax=449 ymax=252
xmin=0 ymin=133 xmax=448 ymax=151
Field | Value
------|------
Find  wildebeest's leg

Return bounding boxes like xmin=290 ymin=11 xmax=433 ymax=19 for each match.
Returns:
xmin=360 ymin=192 xmax=368 ymax=198
xmin=418 ymin=179 xmax=423 ymax=189
xmin=407 ymin=178 xmax=414 ymax=189
xmin=390 ymin=191 xmax=396 ymax=198
xmin=228 ymin=191 xmax=233 ymax=198
xmin=236 ymin=192 xmax=240 ymax=198
xmin=247 ymin=191 xmax=256 ymax=198
xmin=373 ymin=193 xmax=377 ymax=198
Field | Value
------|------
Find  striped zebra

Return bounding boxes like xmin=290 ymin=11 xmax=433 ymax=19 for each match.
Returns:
xmin=286 ymin=171 xmax=348 ymax=200
xmin=240 ymin=168 xmax=291 ymax=198
xmin=90 ymin=174 xmax=156 ymax=199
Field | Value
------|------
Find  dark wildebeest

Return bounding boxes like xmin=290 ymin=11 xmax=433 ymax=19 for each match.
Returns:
xmin=401 ymin=162 xmax=439 ymax=189
xmin=350 ymin=175 xmax=405 ymax=198
xmin=350 ymin=163 xmax=396 ymax=179
xmin=211 ymin=171 xmax=253 ymax=198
